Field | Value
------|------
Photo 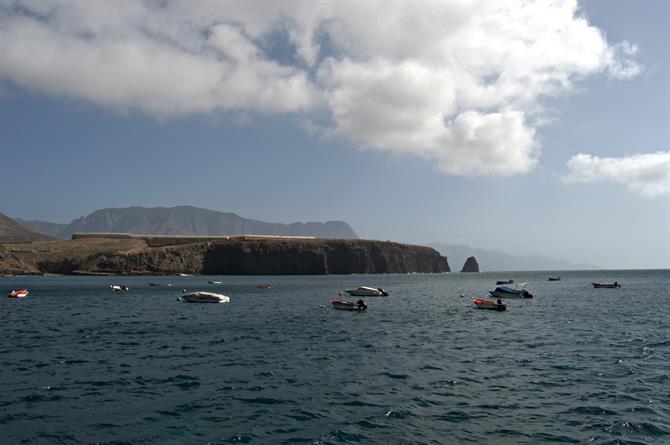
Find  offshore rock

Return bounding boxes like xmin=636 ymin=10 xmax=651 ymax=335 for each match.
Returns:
xmin=460 ymin=256 xmax=479 ymax=273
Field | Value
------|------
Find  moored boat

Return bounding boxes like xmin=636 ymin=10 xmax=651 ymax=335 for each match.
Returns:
xmin=110 ymin=285 xmax=129 ymax=291
xmin=256 ymin=283 xmax=272 ymax=289
xmin=496 ymin=279 xmax=514 ymax=285
xmin=548 ymin=277 xmax=561 ymax=281
xmin=592 ymin=282 xmax=621 ymax=288
xmin=490 ymin=284 xmax=533 ymax=299
xmin=147 ymin=282 xmax=171 ymax=287
xmin=345 ymin=286 xmax=388 ymax=297
xmin=473 ymin=298 xmax=506 ymax=311
xmin=7 ymin=289 xmax=29 ymax=298
xmin=331 ymin=299 xmax=367 ymax=311
xmin=181 ymin=291 xmax=230 ymax=303
xmin=208 ymin=280 xmax=222 ymax=284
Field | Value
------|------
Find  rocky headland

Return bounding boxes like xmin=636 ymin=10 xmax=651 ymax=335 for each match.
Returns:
xmin=0 ymin=236 xmax=450 ymax=275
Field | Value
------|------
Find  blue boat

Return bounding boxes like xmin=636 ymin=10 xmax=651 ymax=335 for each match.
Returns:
xmin=490 ymin=284 xmax=533 ymax=299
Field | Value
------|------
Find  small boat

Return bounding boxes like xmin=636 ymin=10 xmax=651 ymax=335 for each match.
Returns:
xmin=548 ymin=277 xmax=561 ymax=281
xmin=208 ymin=280 xmax=222 ymax=284
xmin=345 ymin=286 xmax=388 ymax=297
xmin=473 ymin=298 xmax=506 ymax=311
xmin=110 ymin=285 xmax=129 ymax=292
xmin=496 ymin=279 xmax=514 ymax=285
xmin=592 ymin=282 xmax=621 ymax=288
xmin=181 ymin=291 xmax=230 ymax=303
xmin=331 ymin=299 xmax=367 ymax=311
xmin=256 ymin=283 xmax=272 ymax=289
xmin=489 ymin=284 xmax=533 ymax=299
xmin=8 ymin=289 xmax=29 ymax=298
xmin=147 ymin=282 xmax=171 ymax=287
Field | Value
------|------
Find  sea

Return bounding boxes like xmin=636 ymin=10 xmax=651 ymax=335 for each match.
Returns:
xmin=1 ymin=270 xmax=669 ymax=444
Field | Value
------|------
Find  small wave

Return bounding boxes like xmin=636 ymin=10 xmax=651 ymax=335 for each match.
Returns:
xmin=565 ymin=406 xmax=617 ymax=416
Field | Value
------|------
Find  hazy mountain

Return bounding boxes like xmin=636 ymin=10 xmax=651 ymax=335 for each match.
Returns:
xmin=15 ymin=219 xmax=68 ymax=238
xmin=429 ymin=243 xmax=599 ymax=272
xmin=23 ymin=206 xmax=359 ymax=240
xmin=0 ymin=213 xmax=55 ymax=242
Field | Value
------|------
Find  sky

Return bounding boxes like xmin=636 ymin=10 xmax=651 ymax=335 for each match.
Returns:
xmin=0 ymin=0 xmax=668 ymax=270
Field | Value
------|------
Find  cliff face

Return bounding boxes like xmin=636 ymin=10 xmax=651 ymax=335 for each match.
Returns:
xmin=460 ymin=256 xmax=479 ymax=272
xmin=0 ymin=238 xmax=450 ymax=275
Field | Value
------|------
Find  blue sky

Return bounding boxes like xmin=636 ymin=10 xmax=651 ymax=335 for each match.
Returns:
xmin=0 ymin=0 xmax=668 ymax=269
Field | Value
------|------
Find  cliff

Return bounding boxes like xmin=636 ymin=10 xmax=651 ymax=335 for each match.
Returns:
xmin=460 ymin=256 xmax=479 ymax=272
xmin=0 ymin=237 xmax=450 ymax=275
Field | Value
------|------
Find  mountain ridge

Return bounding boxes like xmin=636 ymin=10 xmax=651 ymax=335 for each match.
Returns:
xmin=429 ymin=242 xmax=599 ymax=271
xmin=17 ymin=206 xmax=358 ymax=240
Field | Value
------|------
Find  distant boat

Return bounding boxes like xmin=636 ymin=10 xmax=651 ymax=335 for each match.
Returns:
xmin=208 ymin=280 xmax=222 ymax=284
xmin=8 ymin=289 xmax=29 ymax=298
xmin=331 ymin=299 xmax=367 ymax=311
xmin=547 ymin=277 xmax=561 ymax=281
xmin=345 ymin=286 xmax=388 ymax=297
xmin=592 ymin=282 xmax=621 ymax=288
xmin=181 ymin=291 xmax=230 ymax=303
xmin=496 ymin=279 xmax=514 ymax=285
xmin=147 ymin=282 xmax=171 ymax=287
xmin=256 ymin=283 xmax=273 ymax=289
xmin=473 ymin=298 xmax=507 ymax=311
xmin=179 ymin=273 xmax=193 ymax=277
xmin=490 ymin=284 xmax=533 ymax=299
xmin=110 ymin=285 xmax=128 ymax=292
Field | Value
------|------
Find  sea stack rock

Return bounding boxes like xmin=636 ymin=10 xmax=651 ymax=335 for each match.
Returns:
xmin=461 ymin=256 xmax=479 ymax=272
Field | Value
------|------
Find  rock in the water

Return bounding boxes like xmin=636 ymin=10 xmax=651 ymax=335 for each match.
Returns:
xmin=461 ymin=256 xmax=479 ymax=272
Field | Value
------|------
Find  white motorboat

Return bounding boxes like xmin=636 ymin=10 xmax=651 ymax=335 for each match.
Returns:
xmin=345 ymin=286 xmax=389 ymax=297
xmin=181 ymin=291 xmax=230 ymax=303
xmin=111 ymin=285 xmax=129 ymax=292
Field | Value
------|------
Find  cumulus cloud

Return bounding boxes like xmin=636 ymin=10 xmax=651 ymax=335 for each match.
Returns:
xmin=0 ymin=0 xmax=640 ymax=176
xmin=563 ymin=152 xmax=670 ymax=198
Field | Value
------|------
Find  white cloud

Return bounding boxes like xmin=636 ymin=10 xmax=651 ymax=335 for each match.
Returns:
xmin=0 ymin=0 xmax=641 ymax=175
xmin=563 ymin=152 xmax=670 ymax=198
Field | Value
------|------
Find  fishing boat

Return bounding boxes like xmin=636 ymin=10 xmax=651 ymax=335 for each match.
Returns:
xmin=110 ymin=285 xmax=129 ymax=291
xmin=207 ymin=280 xmax=222 ymax=284
xmin=489 ymin=283 xmax=533 ymax=299
xmin=344 ymin=286 xmax=388 ymax=297
xmin=331 ymin=299 xmax=367 ymax=311
xmin=7 ymin=289 xmax=29 ymax=298
xmin=473 ymin=298 xmax=506 ymax=311
xmin=592 ymin=282 xmax=621 ymax=288
xmin=181 ymin=291 xmax=230 ymax=303
xmin=548 ymin=277 xmax=561 ymax=281
xmin=496 ymin=279 xmax=514 ymax=285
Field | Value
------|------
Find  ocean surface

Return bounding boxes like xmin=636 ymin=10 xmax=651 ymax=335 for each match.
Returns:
xmin=1 ymin=270 xmax=669 ymax=444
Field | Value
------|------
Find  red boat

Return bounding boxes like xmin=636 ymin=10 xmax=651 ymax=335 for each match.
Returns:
xmin=7 ymin=289 xmax=29 ymax=298
xmin=331 ymin=299 xmax=367 ymax=311
xmin=592 ymin=282 xmax=621 ymax=288
xmin=473 ymin=298 xmax=506 ymax=311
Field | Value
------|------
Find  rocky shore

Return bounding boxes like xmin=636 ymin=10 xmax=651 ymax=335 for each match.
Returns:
xmin=0 ymin=236 xmax=450 ymax=275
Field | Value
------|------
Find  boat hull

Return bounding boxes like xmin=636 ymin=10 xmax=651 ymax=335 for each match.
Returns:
xmin=473 ymin=298 xmax=506 ymax=311
xmin=8 ymin=289 xmax=29 ymax=298
xmin=345 ymin=286 xmax=388 ymax=297
xmin=489 ymin=287 xmax=533 ymax=299
xmin=331 ymin=299 xmax=367 ymax=311
xmin=592 ymin=283 xmax=621 ymax=288
xmin=181 ymin=292 xmax=230 ymax=303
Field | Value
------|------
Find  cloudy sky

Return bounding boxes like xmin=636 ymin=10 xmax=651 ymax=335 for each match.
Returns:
xmin=1 ymin=0 xmax=668 ymax=269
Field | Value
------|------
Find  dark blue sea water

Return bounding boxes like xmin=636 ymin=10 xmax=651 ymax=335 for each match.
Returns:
xmin=1 ymin=270 xmax=669 ymax=444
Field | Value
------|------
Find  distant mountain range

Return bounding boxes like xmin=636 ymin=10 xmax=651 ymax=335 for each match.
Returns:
xmin=429 ymin=243 xmax=599 ymax=271
xmin=15 ymin=206 xmax=359 ymax=240
xmin=0 ymin=212 xmax=55 ymax=242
